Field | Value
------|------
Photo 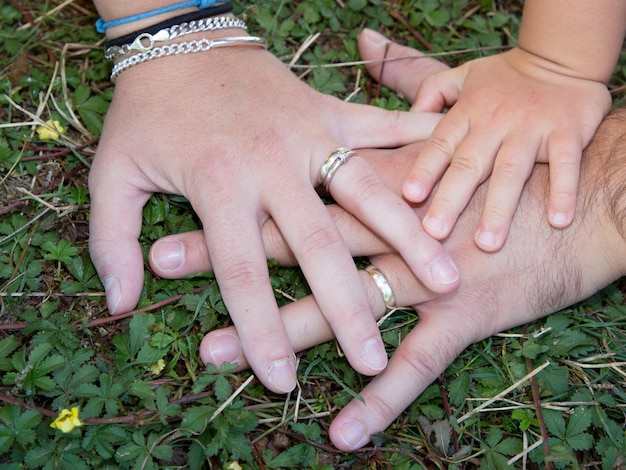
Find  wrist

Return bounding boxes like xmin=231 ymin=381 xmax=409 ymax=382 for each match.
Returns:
xmin=504 ymin=47 xmax=612 ymax=87
xmin=94 ymin=1 xmax=234 ymax=39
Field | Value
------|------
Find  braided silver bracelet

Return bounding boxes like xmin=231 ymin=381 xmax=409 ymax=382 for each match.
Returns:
xmin=105 ymin=16 xmax=247 ymax=61
xmin=110 ymin=36 xmax=267 ymax=82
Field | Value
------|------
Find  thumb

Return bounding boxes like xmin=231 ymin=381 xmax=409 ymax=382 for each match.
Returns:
xmin=88 ymin=157 xmax=151 ymax=315
xmin=358 ymin=28 xmax=449 ymax=104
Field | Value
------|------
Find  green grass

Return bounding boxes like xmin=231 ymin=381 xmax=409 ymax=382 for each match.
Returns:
xmin=1 ymin=0 xmax=626 ymax=468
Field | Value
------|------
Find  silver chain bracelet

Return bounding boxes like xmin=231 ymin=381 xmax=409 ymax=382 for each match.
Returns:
xmin=110 ymin=36 xmax=267 ymax=82
xmin=105 ymin=16 xmax=248 ymax=61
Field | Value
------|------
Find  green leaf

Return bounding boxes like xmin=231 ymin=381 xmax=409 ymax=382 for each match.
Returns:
xmin=494 ymin=437 xmax=522 ymax=456
xmin=129 ymin=313 xmax=153 ymax=357
xmin=82 ymin=425 xmax=128 ymax=460
xmin=537 ymin=364 xmax=570 ymax=395
xmin=214 ymin=375 xmax=232 ymax=402
xmin=566 ymin=406 xmax=593 ymax=437
xmin=0 ymin=406 xmax=42 ymax=453
xmin=447 ymin=372 xmax=470 ymax=407
xmin=291 ymin=421 xmax=322 ymax=442
xmin=0 ymin=336 xmax=19 ymax=371
xmin=182 ymin=406 xmax=214 ymax=433
xmin=42 ymin=239 xmax=78 ymax=264
xmin=129 ymin=380 xmax=156 ymax=401
xmin=543 ymin=409 xmax=566 ymax=440
xmin=567 ymin=432 xmax=593 ymax=451
xmin=485 ymin=426 xmax=503 ymax=447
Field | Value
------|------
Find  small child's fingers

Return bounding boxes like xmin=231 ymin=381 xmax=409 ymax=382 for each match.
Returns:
xmin=421 ymin=131 xmax=503 ymax=240
xmin=474 ymin=137 xmax=538 ymax=252
xmin=547 ymin=132 xmax=583 ymax=228
xmin=411 ymin=66 xmax=465 ymax=112
xmin=402 ymin=112 xmax=470 ymax=203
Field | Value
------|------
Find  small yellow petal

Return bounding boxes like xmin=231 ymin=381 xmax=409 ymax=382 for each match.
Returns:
xmin=50 ymin=407 xmax=82 ymax=433
xmin=37 ymin=120 xmax=65 ymax=141
xmin=149 ymin=359 xmax=166 ymax=375
xmin=227 ymin=462 xmax=242 ymax=470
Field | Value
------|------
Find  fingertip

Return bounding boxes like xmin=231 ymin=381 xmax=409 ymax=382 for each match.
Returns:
xmin=359 ymin=28 xmax=389 ymax=47
xmin=330 ymin=418 xmax=370 ymax=451
xmin=402 ymin=179 xmax=426 ymax=202
xmin=359 ymin=336 xmax=388 ymax=373
xmin=422 ymin=215 xmax=449 ymax=240
xmin=102 ymin=275 xmax=122 ymax=315
xmin=149 ymin=238 xmax=185 ymax=274
xmin=474 ymin=229 xmax=505 ymax=253
xmin=548 ymin=209 xmax=574 ymax=228
xmin=200 ymin=331 xmax=246 ymax=369
xmin=429 ymin=254 xmax=460 ymax=291
xmin=548 ymin=195 xmax=576 ymax=228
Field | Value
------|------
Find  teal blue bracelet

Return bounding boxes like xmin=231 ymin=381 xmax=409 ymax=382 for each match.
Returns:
xmin=96 ymin=0 xmax=221 ymax=33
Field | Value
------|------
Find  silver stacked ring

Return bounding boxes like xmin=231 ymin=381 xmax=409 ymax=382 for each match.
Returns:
xmin=320 ymin=147 xmax=354 ymax=191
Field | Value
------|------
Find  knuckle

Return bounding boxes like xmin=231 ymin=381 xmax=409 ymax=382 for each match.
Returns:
xmin=494 ymin=158 xmax=526 ymax=180
xmin=218 ymin=258 xmax=267 ymax=289
xmin=550 ymin=152 xmax=581 ymax=167
xmin=362 ymin=390 xmax=402 ymax=424
xmin=448 ymin=154 xmax=483 ymax=178
xmin=349 ymin=170 xmax=388 ymax=205
xmin=481 ymin=204 xmax=512 ymax=225
xmin=335 ymin=303 xmax=372 ymax=326
xmin=396 ymin=329 xmax=466 ymax=381
xmin=299 ymin=224 xmax=346 ymax=258
xmin=426 ymin=135 xmax=456 ymax=157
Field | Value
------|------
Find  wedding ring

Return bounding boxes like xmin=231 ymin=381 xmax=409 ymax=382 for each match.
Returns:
xmin=365 ymin=265 xmax=396 ymax=310
xmin=320 ymin=147 xmax=354 ymax=191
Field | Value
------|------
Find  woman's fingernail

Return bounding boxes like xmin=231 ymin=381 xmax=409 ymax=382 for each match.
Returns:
xmin=206 ymin=334 xmax=241 ymax=365
xmin=151 ymin=239 xmax=184 ymax=271
xmin=430 ymin=256 xmax=459 ymax=285
xmin=338 ymin=420 xmax=367 ymax=450
xmin=267 ymin=357 xmax=296 ymax=393
xmin=103 ymin=276 xmax=121 ymax=315
xmin=362 ymin=28 xmax=389 ymax=46
xmin=360 ymin=337 xmax=387 ymax=372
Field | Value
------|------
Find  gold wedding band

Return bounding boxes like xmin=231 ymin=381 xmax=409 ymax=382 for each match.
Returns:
xmin=365 ymin=265 xmax=396 ymax=310
xmin=320 ymin=147 xmax=354 ymax=191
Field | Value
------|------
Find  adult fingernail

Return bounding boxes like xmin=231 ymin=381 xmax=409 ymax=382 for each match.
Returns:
xmin=430 ymin=256 xmax=459 ymax=285
xmin=475 ymin=230 xmax=496 ymax=248
xmin=423 ymin=215 xmax=445 ymax=237
xmin=103 ymin=276 xmax=121 ymax=315
xmin=206 ymin=333 xmax=241 ymax=365
xmin=268 ymin=357 xmax=296 ymax=393
xmin=338 ymin=420 xmax=367 ymax=450
xmin=360 ymin=337 xmax=387 ymax=372
xmin=404 ymin=181 xmax=425 ymax=201
xmin=151 ymin=239 xmax=184 ymax=271
xmin=362 ymin=28 xmax=388 ymax=45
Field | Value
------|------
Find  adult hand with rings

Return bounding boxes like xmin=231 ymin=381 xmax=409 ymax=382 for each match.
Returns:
xmin=90 ymin=1 xmax=458 ymax=394
xmin=148 ymin=32 xmax=626 ymax=451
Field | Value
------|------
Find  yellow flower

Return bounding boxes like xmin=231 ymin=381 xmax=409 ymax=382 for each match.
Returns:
xmin=226 ymin=462 xmax=242 ymax=470
xmin=50 ymin=407 xmax=82 ymax=433
xmin=36 ymin=119 xmax=65 ymax=140
xmin=149 ymin=359 xmax=166 ymax=375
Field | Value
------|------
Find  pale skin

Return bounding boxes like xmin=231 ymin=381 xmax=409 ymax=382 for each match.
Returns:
xmin=148 ymin=34 xmax=626 ymax=451
xmin=90 ymin=0 xmax=459 ymax=394
xmin=410 ymin=0 xmax=626 ymax=251
xmin=90 ymin=2 xmax=625 ymax=394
